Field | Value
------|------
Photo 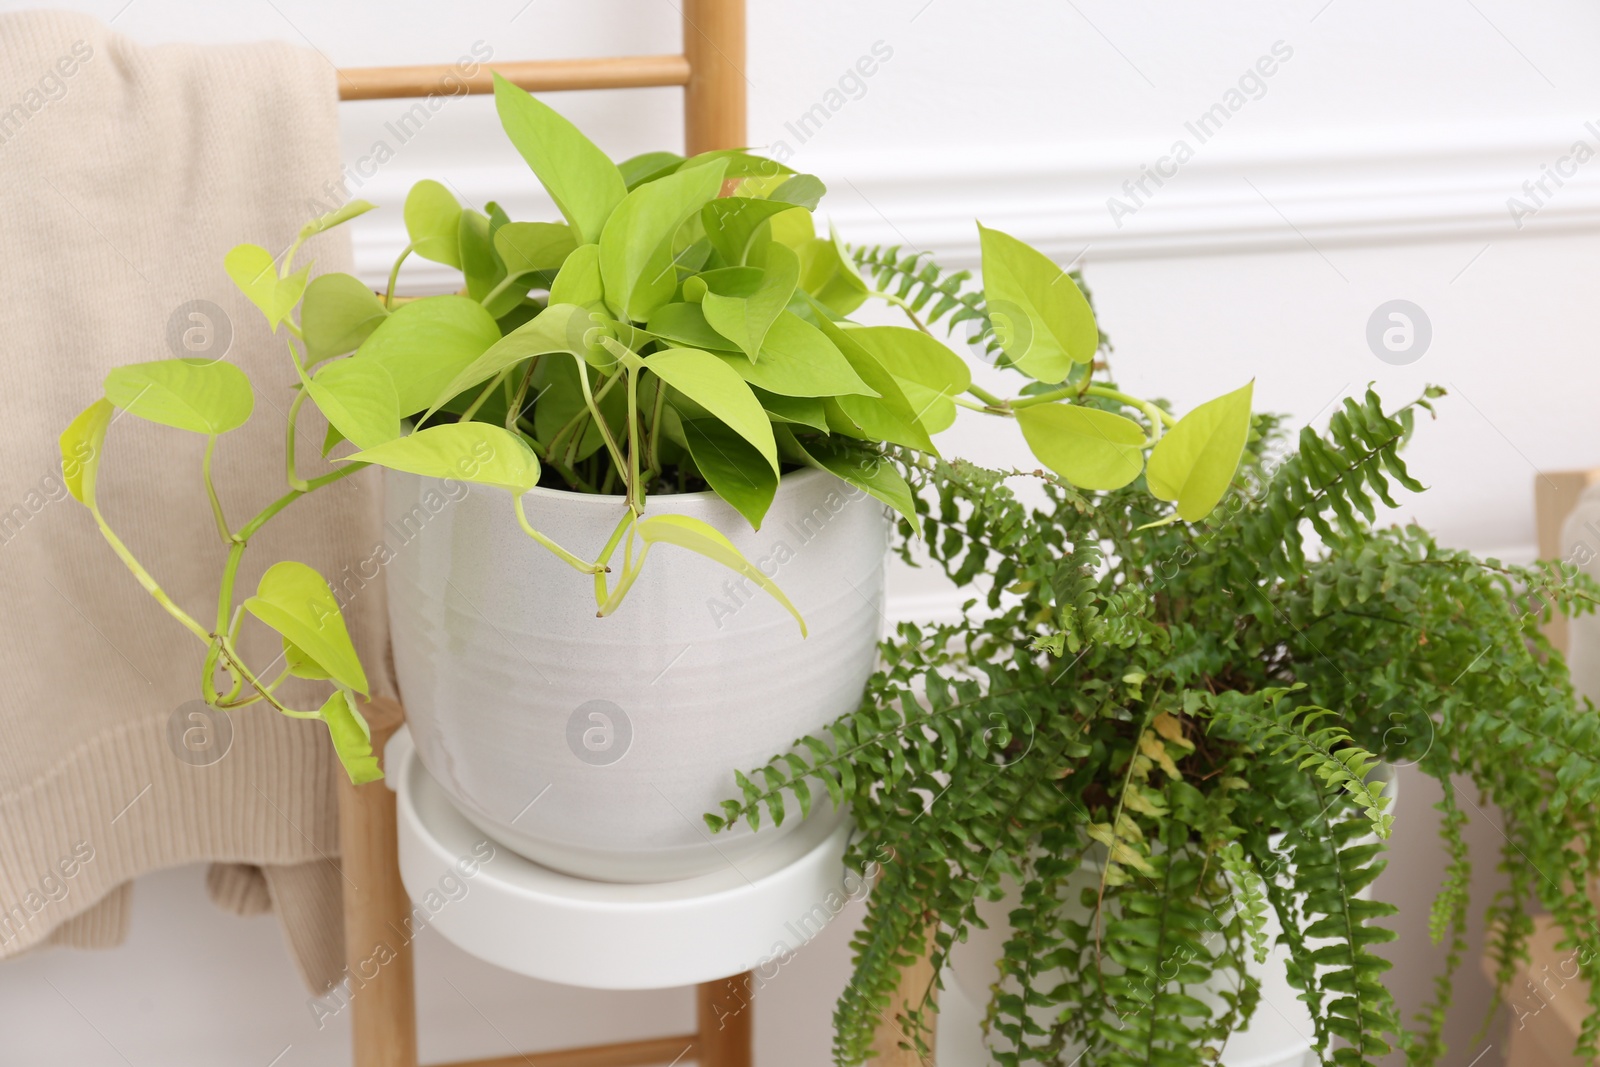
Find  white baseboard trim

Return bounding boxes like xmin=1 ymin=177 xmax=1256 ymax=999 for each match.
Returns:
xmin=347 ymin=115 xmax=1600 ymax=288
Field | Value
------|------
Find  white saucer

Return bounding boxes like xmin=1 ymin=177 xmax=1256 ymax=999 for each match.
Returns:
xmin=387 ymin=726 xmax=855 ymax=989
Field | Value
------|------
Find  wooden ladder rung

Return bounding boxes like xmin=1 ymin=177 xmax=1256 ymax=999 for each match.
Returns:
xmin=433 ymin=1032 xmax=700 ymax=1067
xmin=337 ymin=54 xmax=693 ymax=101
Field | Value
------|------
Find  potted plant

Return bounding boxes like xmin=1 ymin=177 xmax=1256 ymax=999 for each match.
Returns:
xmin=59 ymin=75 xmax=1256 ymax=883
xmin=712 ymin=374 xmax=1600 ymax=1062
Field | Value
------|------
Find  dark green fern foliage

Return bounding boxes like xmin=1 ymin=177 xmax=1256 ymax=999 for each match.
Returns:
xmin=711 ymin=388 xmax=1600 ymax=1066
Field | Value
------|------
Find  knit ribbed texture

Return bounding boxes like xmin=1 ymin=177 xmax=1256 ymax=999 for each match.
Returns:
xmin=0 ymin=11 xmax=394 ymax=993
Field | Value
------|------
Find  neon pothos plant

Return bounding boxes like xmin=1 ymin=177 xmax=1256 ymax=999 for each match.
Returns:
xmin=59 ymin=74 xmax=1252 ymax=783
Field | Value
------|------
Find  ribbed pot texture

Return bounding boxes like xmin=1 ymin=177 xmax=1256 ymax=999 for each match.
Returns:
xmin=384 ymin=466 xmax=887 ymax=882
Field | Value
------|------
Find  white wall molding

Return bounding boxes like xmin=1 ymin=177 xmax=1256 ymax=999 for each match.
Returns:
xmin=350 ymin=115 xmax=1600 ymax=288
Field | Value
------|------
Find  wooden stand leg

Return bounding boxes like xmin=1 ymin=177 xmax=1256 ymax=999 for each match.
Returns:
xmin=869 ymin=935 xmax=938 ymax=1066
xmin=682 ymin=0 xmax=746 ymax=154
xmin=697 ymin=972 xmax=754 ymax=1067
xmin=341 ymin=697 xmax=418 ymax=1067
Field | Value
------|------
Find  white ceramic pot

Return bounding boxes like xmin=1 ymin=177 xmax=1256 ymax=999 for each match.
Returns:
xmin=384 ymin=466 xmax=888 ymax=883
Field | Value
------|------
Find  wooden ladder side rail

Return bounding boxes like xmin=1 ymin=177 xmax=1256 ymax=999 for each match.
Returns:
xmin=1534 ymin=470 xmax=1600 ymax=654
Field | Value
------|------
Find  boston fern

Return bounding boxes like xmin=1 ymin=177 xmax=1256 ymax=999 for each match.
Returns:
xmin=713 ymin=385 xmax=1600 ymax=1065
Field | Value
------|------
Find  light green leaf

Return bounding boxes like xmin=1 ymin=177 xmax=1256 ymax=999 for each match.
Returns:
xmin=494 ymin=221 xmax=577 ymax=279
xmin=493 ymin=73 xmax=627 ymax=244
xmin=1146 ymin=381 xmax=1254 ymax=521
xmin=422 ymin=303 xmax=600 ymax=420
xmin=299 ymin=199 xmax=375 ymax=238
xmin=301 ymin=273 xmax=389 ymax=364
xmin=355 ymin=295 xmax=502 ymax=416
xmin=619 ymin=150 xmax=685 ymax=189
xmin=701 ymin=243 xmax=799 ymax=360
xmin=814 ymin=318 xmax=937 ymax=453
xmin=797 ymin=225 xmax=869 ymax=316
xmin=646 ymin=302 xmax=738 ymax=351
xmin=977 ymin=223 xmax=1098 ymax=383
xmin=104 ymin=358 xmax=253 ymax=435
xmin=243 ymin=561 xmax=368 ymax=695
xmin=787 ymin=433 xmax=921 ymax=537
xmin=682 ymin=418 xmax=778 ymax=530
xmin=636 ymin=513 xmax=805 ymax=636
xmin=770 ymin=174 xmax=826 ymax=209
xmin=60 ymin=398 xmax=114 ymax=507
xmin=702 ymin=196 xmax=800 ymax=267
xmin=303 ymin=358 xmax=400 ymax=450
xmin=720 ymin=311 xmax=875 ymax=398
xmin=318 ymin=690 xmax=382 ymax=785
xmin=550 ymin=242 xmax=603 ymax=308
xmin=225 ymin=244 xmax=309 ymax=331
xmin=285 ymin=639 xmax=332 ymax=681
xmin=1014 ymin=402 xmax=1146 ymax=491
xmin=848 ymin=325 xmax=971 ymax=434
xmin=757 ymin=391 xmax=829 ymax=432
xmin=599 ymin=158 xmax=729 ymax=322
xmin=403 ymin=180 xmax=463 ymax=268
xmin=347 ymin=422 xmax=541 ymax=494
xmin=458 ymin=208 xmax=503 ymax=304
xmin=646 ymin=347 xmax=777 ymax=473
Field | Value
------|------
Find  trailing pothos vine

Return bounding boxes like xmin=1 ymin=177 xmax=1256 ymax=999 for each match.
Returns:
xmin=713 ymin=384 xmax=1600 ymax=1065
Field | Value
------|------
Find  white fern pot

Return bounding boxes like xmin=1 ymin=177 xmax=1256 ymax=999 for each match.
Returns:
xmin=384 ymin=466 xmax=887 ymax=883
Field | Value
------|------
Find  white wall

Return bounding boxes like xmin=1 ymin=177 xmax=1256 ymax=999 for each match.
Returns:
xmin=6 ymin=1 xmax=1600 ymax=1064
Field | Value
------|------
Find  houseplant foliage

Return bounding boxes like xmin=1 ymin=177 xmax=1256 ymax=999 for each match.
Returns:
xmin=59 ymin=74 xmax=1256 ymax=783
xmin=713 ymin=383 xmax=1600 ymax=1064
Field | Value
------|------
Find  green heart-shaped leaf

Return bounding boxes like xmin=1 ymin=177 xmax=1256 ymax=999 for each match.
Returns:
xmin=635 ymin=513 xmax=805 ymax=636
xmin=848 ymin=326 xmax=972 ymax=434
xmin=348 ymin=422 xmax=542 ymax=494
xmin=104 ymin=359 xmax=253 ymax=435
xmin=404 ymin=180 xmax=463 ymax=268
xmin=618 ymin=150 xmax=686 ymax=190
xmin=646 ymin=347 xmax=777 ymax=473
xmin=550 ymin=243 xmax=604 ymax=308
xmin=60 ymin=398 xmax=114 ymax=506
xmin=299 ymin=199 xmax=375 ymax=239
xmin=757 ymin=391 xmax=829 ymax=432
xmin=318 ymin=690 xmax=382 ymax=785
xmin=797 ymin=225 xmax=869 ymax=316
xmin=682 ymin=418 xmax=778 ymax=530
xmin=700 ymin=243 xmax=800 ymax=361
xmin=1014 ymin=402 xmax=1146 ymax=491
xmin=784 ymin=431 xmax=920 ymax=537
xmin=355 ymin=295 xmax=501 ymax=416
xmin=225 ymin=244 xmax=309 ymax=331
xmin=243 ymin=561 xmax=368 ymax=695
xmin=494 ymin=73 xmax=627 ymax=244
xmin=814 ymin=318 xmax=936 ymax=453
xmin=599 ymin=159 xmax=728 ymax=322
xmin=1146 ymin=381 xmax=1254 ymax=521
xmin=301 ymin=273 xmax=389 ymax=364
xmin=303 ymin=358 xmax=400 ymax=451
xmin=722 ymin=311 xmax=875 ymax=398
xmin=702 ymin=196 xmax=801 ymax=267
xmin=976 ymin=223 xmax=1098 ymax=384
xmin=495 ymin=221 xmax=578 ymax=280
xmin=647 ymin=302 xmax=739 ymax=351
xmin=422 ymin=303 xmax=602 ymax=421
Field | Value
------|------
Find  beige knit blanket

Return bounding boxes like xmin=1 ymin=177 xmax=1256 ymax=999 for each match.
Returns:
xmin=0 ymin=12 xmax=393 ymax=993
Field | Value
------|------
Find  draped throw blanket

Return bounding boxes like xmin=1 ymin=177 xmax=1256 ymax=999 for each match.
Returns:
xmin=0 ymin=11 xmax=393 ymax=994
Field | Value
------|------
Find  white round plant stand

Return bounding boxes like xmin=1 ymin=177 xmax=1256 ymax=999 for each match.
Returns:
xmin=387 ymin=726 xmax=853 ymax=990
